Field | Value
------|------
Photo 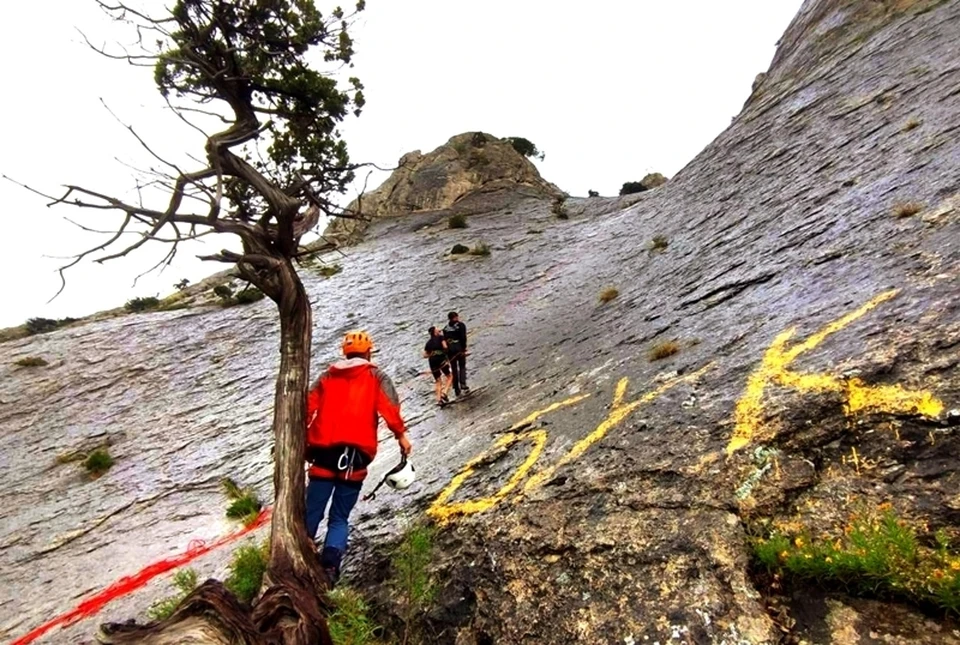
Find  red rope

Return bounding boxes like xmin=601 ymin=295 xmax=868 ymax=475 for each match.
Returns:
xmin=10 ymin=507 xmax=273 ymax=645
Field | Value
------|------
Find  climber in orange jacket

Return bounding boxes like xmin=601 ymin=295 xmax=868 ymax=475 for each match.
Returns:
xmin=305 ymin=330 xmax=411 ymax=584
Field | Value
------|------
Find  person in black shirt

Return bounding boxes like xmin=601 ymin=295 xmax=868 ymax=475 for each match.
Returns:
xmin=442 ymin=311 xmax=469 ymax=396
xmin=423 ymin=326 xmax=453 ymax=406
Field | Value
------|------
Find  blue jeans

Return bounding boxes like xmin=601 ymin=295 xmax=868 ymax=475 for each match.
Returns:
xmin=304 ymin=478 xmax=361 ymax=554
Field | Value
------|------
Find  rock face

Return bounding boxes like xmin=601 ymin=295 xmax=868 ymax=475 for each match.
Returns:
xmin=1 ymin=0 xmax=960 ymax=643
xmin=640 ymin=171 xmax=668 ymax=190
xmin=323 ymin=131 xmax=562 ymax=243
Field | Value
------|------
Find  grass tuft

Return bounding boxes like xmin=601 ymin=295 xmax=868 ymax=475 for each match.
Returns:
xmin=225 ymin=541 xmax=268 ymax=604
xmin=447 ymin=214 xmax=468 ymax=229
xmin=650 ymin=235 xmax=669 ymax=251
xmin=753 ymin=505 xmax=960 ymax=614
xmin=84 ymin=449 xmax=115 ymax=477
xmin=598 ymin=287 xmax=619 ymax=303
xmin=468 ymin=242 xmax=491 ymax=256
xmin=648 ymin=341 xmax=680 ymax=361
xmin=393 ymin=524 xmax=437 ymax=644
xmin=234 ymin=288 xmax=265 ymax=305
xmin=15 ymin=356 xmax=48 ymax=367
xmin=222 ymin=477 xmax=262 ymax=526
xmin=893 ymin=201 xmax=924 ymax=218
xmin=901 ymin=117 xmax=922 ymax=132
xmin=125 ymin=297 xmax=160 ymax=313
xmin=146 ymin=568 xmax=198 ymax=621
xmin=327 ymin=588 xmax=385 ymax=645
xmin=317 ymin=264 xmax=344 ymax=278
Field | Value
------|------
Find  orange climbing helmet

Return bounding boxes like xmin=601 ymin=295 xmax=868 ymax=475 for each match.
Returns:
xmin=342 ymin=330 xmax=374 ymax=356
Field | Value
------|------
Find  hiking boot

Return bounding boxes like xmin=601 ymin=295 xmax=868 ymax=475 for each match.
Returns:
xmin=323 ymin=566 xmax=340 ymax=588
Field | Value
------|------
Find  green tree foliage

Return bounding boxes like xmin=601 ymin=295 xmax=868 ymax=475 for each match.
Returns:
xmin=619 ymin=181 xmax=648 ymax=196
xmin=505 ymin=136 xmax=545 ymax=161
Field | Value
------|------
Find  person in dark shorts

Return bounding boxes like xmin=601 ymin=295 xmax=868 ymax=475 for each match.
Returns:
xmin=424 ymin=326 xmax=453 ymax=406
xmin=443 ymin=311 xmax=469 ymax=396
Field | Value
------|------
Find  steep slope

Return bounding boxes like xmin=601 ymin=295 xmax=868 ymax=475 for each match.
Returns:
xmin=1 ymin=0 xmax=959 ymax=643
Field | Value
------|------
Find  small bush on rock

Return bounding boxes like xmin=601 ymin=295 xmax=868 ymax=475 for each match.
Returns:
xmin=213 ymin=285 xmax=234 ymax=300
xmin=588 ymin=190 xmax=599 ymax=198
xmin=893 ymin=202 xmax=924 ymax=218
xmin=147 ymin=568 xmax=198 ymax=621
xmin=327 ymin=588 xmax=384 ymax=645
xmin=448 ymin=214 xmax=468 ymax=229
xmin=317 ymin=264 xmax=343 ymax=278
xmin=469 ymin=242 xmax=491 ymax=256
xmin=648 ymin=341 xmax=680 ymax=361
xmin=15 ymin=356 xmax=48 ymax=367
xmin=620 ymin=182 xmax=647 ymax=196
xmin=651 ymin=236 xmax=669 ymax=251
xmin=234 ymin=288 xmax=265 ymax=305
xmin=599 ymin=288 xmax=619 ymax=303
xmin=225 ymin=541 xmax=269 ymax=605
xmin=223 ymin=477 xmax=262 ymax=526
xmin=125 ymin=297 xmax=160 ymax=313
xmin=84 ymin=449 xmax=115 ymax=477
xmin=25 ymin=317 xmax=60 ymax=335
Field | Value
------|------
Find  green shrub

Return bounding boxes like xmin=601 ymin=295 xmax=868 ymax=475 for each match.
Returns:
xmin=448 ymin=214 xmax=468 ymax=229
xmin=327 ymin=588 xmax=384 ymax=645
xmin=599 ymin=287 xmax=619 ymax=303
xmin=450 ymin=244 xmax=470 ymax=255
xmin=213 ymin=285 xmax=234 ymax=300
xmin=146 ymin=568 xmax=198 ymax=621
xmin=234 ymin=288 xmax=265 ymax=305
xmin=468 ymin=242 xmax=491 ymax=256
xmin=317 ymin=264 xmax=343 ymax=278
xmin=648 ymin=341 xmax=680 ymax=361
xmin=25 ymin=317 xmax=60 ymax=335
xmin=125 ymin=297 xmax=160 ymax=313
xmin=222 ymin=478 xmax=262 ymax=526
xmin=225 ymin=541 xmax=268 ymax=604
xmin=619 ymin=182 xmax=647 ymax=196
xmin=753 ymin=505 xmax=960 ymax=614
xmin=393 ymin=525 xmax=437 ymax=643
xmin=15 ymin=356 xmax=48 ymax=367
xmin=84 ymin=449 xmax=115 ymax=477
xmin=588 ymin=190 xmax=599 ymax=198
xmin=504 ymin=137 xmax=545 ymax=161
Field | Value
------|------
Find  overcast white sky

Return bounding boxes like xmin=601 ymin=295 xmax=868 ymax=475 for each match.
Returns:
xmin=0 ymin=1 xmax=803 ymax=328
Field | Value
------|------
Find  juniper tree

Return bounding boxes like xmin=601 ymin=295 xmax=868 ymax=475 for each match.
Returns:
xmin=12 ymin=1 xmax=369 ymax=642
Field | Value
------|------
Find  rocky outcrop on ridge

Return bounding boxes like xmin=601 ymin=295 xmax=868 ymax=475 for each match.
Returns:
xmin=323 ymin=131 xmax=562 ymax=243
xmin=1 ymin=0 xmax=960 ymax=643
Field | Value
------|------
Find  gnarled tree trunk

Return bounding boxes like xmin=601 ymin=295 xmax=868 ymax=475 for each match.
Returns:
xmin=100 ymin=258 xmax=332 ymax=644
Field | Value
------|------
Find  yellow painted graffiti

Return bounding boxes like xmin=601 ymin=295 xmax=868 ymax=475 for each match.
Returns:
xmin=521 ymin=364 xmax=714 ymax=495
xmin=428 ymin=366 xmax=713 ymax=523
xmin=427 ymin=429 xmax=548 ymax=524
xmin=727 ymin=290 xmax=944 ymax=455
xmin=427 ymin=394 xmax=589 ymax=524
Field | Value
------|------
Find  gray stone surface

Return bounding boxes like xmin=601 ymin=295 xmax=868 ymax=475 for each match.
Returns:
xmin=1 ymin=0 xmax=960 ymax=642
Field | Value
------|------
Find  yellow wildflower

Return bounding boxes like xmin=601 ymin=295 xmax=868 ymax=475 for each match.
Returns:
xmin=949 ymin=561 xmax=960 ymax=572
xmin=878 ymin=502 xmax=893 ymax=511
xmin=794 ymin=536 xmax=805 ymax=548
